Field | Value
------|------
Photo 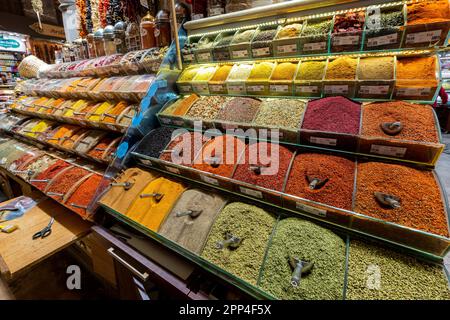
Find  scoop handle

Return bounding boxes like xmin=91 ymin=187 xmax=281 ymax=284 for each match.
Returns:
xmin=291 ymin=261 xmax=303 ymax=287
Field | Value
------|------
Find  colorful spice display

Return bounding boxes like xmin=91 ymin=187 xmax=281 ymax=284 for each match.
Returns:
xmin=226 ymin=64 xmax=253 ymax=81
xmin=302 ymin=19 xmax=332 ymax=36
xmin=252 ymin=28 xmax=278 ymax=50
xmin=159 ymin=132 xmax=206 ymax=166
xmin=23 ymin=155 xmax=58 ymax=180
xmin=367 ymin=9 xmax=404 ymax=32
xmin=118 ymin=106 xmax=137 ymax=127
xmin=357 ymin=57 xmax=394 ymax=80
xmin=193 ymin=66 xmax=217 ymax=81
xmin=232 ymin=29 xmax=256 ymax=43
xmin=46 ymin=167 xmax=90 ymax=199
xmin=233 ymin=143 xmax=293 ymax=191
xmin=270 ymin=62 xmax=298 ymax=80
xmin=259 ymin=218 xmax=346 ymax=300
xmin=333 ymin=11 xmax=365 ymax=33
xmin=185 ymin=96 xmax=229 ymax=120
xmin=62 ymin=129 xmax=88 ymax=149
xmin=325 ymin=57 xmax=357 ymax=80
xmin=193 ymin=135 xmax=245 ymax=177
xmin=102 ymin=101 xmax=128 ymax=123
xmin=3 ymin=147 xmax=29 ymax=168
xmin=88 ymin=136 xmax=115 ymax=160
xmin=248 ymin=62 xmax=275 ymax=80
xmin=355 ymin=162 xmax=449 ymax=237
xmin=162 ymin=95 xmax=199 ymax=116
xmin=201 ymin=202 xmax=276 ymax=285
xmin=31 ymin=160 xmax=71 ymax=190
xmin=347 ymin=240 xmax=450 ymax=300
xmin=135 ymin=126 xmax=176 ymax=158
xmin=88 ymin=101 xmax=115 ymax=122
xmin=301 ymin=96 xmax=361 ymax=134
xmin=361 ymin=101 xmax=439 ymax=142
xmin=126 ymin=177 xmax=186 ymax=231
xmin=296 ymin=61 xmax=326 ymax=80
xmin=276 ymin=23 xmax=303 ymax=39
xmin=9 ymin=152 xmax=40 ymax=172
xmin=215 ymin=34 xmax=234 ymax=47
xmin=159 ymin=189 xmax=227 ymax=254
xmin=67 ymin=174 xmax=103 ymax=218
xmin=407 ymin=0 xmax=450 ymax=25
xmin=285 ymin=153 xmax=355 ymax=210
xmin=210 ymin=65 xmax=232 ymax=82
xmin=196 ymin=36 xmax=215 ymax=49
xmin=63 ymin=100 xmax=89 ymax=117
xmin=215 ymin=97 xmax=261 ymax=123
xmin=178 ymin=67 xmax=200 ymax=82
xmin=253 ymin=99 xmax=306 ymax=130
xmin=74 ymin=130 xmax=106 ymax=153
xmin=396 ymin=56 xmax=437 ymax=87
xmin=46 ymin=125 xmax=80 ymax=145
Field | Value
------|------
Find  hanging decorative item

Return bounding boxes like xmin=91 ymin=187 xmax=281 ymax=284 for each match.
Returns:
xmin=90 ymin=0 xmax=101 ymax=30
xmin=123 ymin=0 xmax=139 ymax=23
xmin=99 ymin=0 xmax=111 ymax=28
xmin=76 ymin=0 xmax=88 ymax=37
xmin=85 ymin=0 xmax=93 ymax=33
xmin=31 ymin=0 xmax=44 ymax=29
xmin=107 ymin=0 xmax=124 ymax=25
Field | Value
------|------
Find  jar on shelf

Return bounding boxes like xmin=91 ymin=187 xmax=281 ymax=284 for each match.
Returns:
xmin=94 ymin=28 xmax=106 ymax=57
xmin=155 ymin=9 xmax=172 ymax=47
xmin=103 ymin=25 xmax=117 ymax=55
xmin=87 ymin=33 xmax=96 ymax=58
xmin=207 ymin=0 xmax=225 ymax=17
xmin=114 ymin=21 xmax=127 ymax=54
xmin=140 ymin=12 xmax=157 ymax=49
xmin=81 ymin=38 xmax=89 ymax=59
xmin=126 ymin=22 xmax=142 ymax=52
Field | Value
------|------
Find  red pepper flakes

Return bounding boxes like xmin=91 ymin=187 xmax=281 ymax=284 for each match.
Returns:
xmin=67 ymin=174 xmax=103 ymax=218
xmin=233 ymin=143 xmax=293 ymax=191
xmin=88 ymin=137 xmax=114 ymax=159
xmin=46 ymin=167 xmax=90 ymax=200
xmin=159 ymin=132 xmax=206 ymax=166
xmin=355 ymin=162 xmax=449 ymax=237
xmin=32 ymin=160 xmax=71 ymax=190
xmin=285 ymin=153 xmax=355 ymax=210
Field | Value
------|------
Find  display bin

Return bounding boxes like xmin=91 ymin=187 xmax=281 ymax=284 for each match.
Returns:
xmin=182 ymin=35 xmax=201 ymax=64
xmin=119 ymin=49 xmax=148 ymax=75
xmin=250 ymin=26 xmax=280 ymax=59
xmin=246 ymin=79 xmax=271 ymax=96
xmin=176 ymin=66 xmax=201 ymax=94
xmin=331 ymin=31 xmax=363 ymax=53
xmin=350 ymin=169 xmax=450 ymax=258
xmin=212 ymin=31 xmax=236 ymax=61
xmin=229 ymin=28 xmax=257 ymax=60
xmin=323 ymin=80 xmax=357 ymax=98
xmin=208 ymin=81 xmax=228 ymax=95
xmin=140 ymin=49 xmax=164 ymax=74
xmin=355 ymin=80 xmax=394 ymax=99
xmin=402 ymin=21 xmax=450 ymax=49
xmin=362 ymin=4 xmax=406 ymax=51
xmin=268 ymin=80 xmax=294 ymax=96
xmin=225 ymin=63 xmax=253 ymax=95
xmin=393 ymin=80 xmax=440 ymax=101
xmin=293 ymin=59 xmax=327 ymax=98
xmin=194 ymin=35 xmax=216 ymax=63
xmin=183 ymin=116 xmax=215 ymax=130
xmin=250 ymin=123 xmax=299 ymax=144
xmin=188 ymin=169 xmax=237 ymax=192
xmin=191 ymin=65 xmax=218 ymax=95
xmin=94 ymin=54 xmax=123 ymax=77
xmin=231 ymin=179 xmax=284 ymax=207
xmin=298 ymin=17 xmax=333 ymax=54
xmin=157 ymin=99 xmax=189 ymax=128
xmin=273 ymin=24 xmax=303 ymax=57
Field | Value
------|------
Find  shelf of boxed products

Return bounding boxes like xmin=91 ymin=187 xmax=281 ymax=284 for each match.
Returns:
xmin=128 ymin=127 xmax=450 ymax=260
xmin=0 ymin=112 xmax=121 ymax=166
xmin=8 ymin=96 xmax=137 ymax=134
xmin=0 ymin=136 xmax=105 ymax=220
xmin=176 ymin=52 xmax=441 ymax=103
xmin=19 ymin=74 xmax=155 ymax=104
xmin=40 ymin=47 xmax=168 ymax=79
xmin=157 ymin=95 xmax=444 ymax=167
xmin=182 ymin=1 xmax=450 ymax=63
xmin=98 ymin=166 xmax=450 ymax=300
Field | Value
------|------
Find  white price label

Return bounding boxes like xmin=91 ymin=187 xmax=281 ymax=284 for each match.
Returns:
xmin=396 ymin=87 xmax=431 ymax=96
xmin=173 ymin=119 xmax=185 ymax=126
xmin=324 ymin=85 xmax=349 ymax=94
xmin=370 ymin=144 xmax=407 ymax=158
xmin=252 ymin=47 xmax=270 ymax=57
xmin=277 ymin=44 xmax=297 ymax=54
xmin=210 ymin=84 xmax=225 ymax=92
xmin=333 ymin=35 xmax=359 ymax=46
xmin=166 ymin=166 xmax=180 ymax=174
xmin=239 ymin=186 xmax=263 ymax=198
xmin=228 ymin=84 xmax=245 ymax=92
xmin=406 ymin=30 xmax=442 ymax=44
xmin=303 ymin=42 xmax=326 ymax=51
xmin=196 ymin=52 xmax=211 ymax=61
xmin=140 ymin=159 xmax=152 ymax=166
xmin=359 ymin=85 xmax=390 ymax=95
xmin=200 ymin=174 xmax=219 ymax=185
xmin=232 ymin=50 xmax=249 ymax=59
xmin=367 ymin=33 xmax=398 ymax=47
xmin=193 ymin=83 xmax=209 ymax=92
xmin=210 ymin=7 xmax=224 ymax=15
xmin=183 ymin=54 xmax=194 ymax=62
xmin=270 ymin=84 xmax=289 ymax=93
xmin=179 ymin=85 xmax=191 ymax=92
xmin=310 ymin=136 xmax=337 ymax=146
xmin=246 ymin=85 xmax=264 ymax=92
xmin=297 ymin=85 xmax=319 ymax=93
xmin=296 ymin=202 xmax=327 ymax=217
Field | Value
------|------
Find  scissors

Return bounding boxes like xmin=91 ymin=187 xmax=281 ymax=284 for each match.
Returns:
xmin=32 ymin=217 xmax=54 ymax=240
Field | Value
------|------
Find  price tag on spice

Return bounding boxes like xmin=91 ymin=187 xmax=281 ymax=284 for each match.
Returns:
xmin=359 ymin=85 xmax=390 ymax=95
xmin=406 ymin=30 xmax=442 ymax=44
xmin=179 ymin=84 xmax=192 ymax=92
xmin=159 ymin=117 xmax=172 ymax=125
xmin=246 ymin=85 xmax=264 ymax=92
xmin=270 ymin=84 xmax=289 ymax=93
xmin=200 ymin=174 xmax=219 ymax=186
xmin=192 ymin=83 xmax=209 ymax=93
xmin=252 ymin=47 xmax=270 ymax=57
xmin=173 ymin=119 xmax=185 ymax=126
xmin=209 ymin=84 xmax=226 ymax=92
xmin=297 ymin=85 xmax=319 ymax=93
xmin=324 ymin=85 xmax=349 ymax=94
xmin=209 ymin=7 xmax=224 ymax=15
xmin=165 ymin=166 xmax=181 ymax=174
xmin=228 ymin=84 xmax=245 ymax=93
xmin=303 ymin=42 xmax=326 ymax=51
xmin=396 ymin=87 xmax=431 ymax=97
xmin=370 ymin=144 xmax=407 ymax=157
xmin=183 ymin=54 xmax=194 ymax=62
xmin=277 ymin=44 xmax=297 ymax=54
xmin=333 ymin=35 xmax=359 ymax=46
xmin=367 ymin=33 xmax=397 ymax=47
xmin=140 ymin=159 xmax=152 ymax=166
xmin=239 ymin=186 xmax=263 ymax=199
xmin=310 ymin=136 xmax=337 ymax=146
xmin=232 ymin=50 xmax=249 ymax=59
xmin=296 ymin=202 xmax=327 ymax=217
xmin=196 ymin=52 xmax=211 ymax=61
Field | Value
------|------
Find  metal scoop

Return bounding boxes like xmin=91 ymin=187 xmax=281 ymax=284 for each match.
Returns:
xmin=307 ymin=176 xmax=329 ymax=190
xmin=381 ymin=121 xmax=403 ymax=136
xmin=216 ymin=232 xmax=242 ymax=250
xmin=289 ymin=257 xmax=314 ymax=287
xmin=374 ymin=192 xmax=401 ymax=209
xmin=140 ymin=193 xmax=164 ymax=202
xmin=111 ymin=181 xmax=134 ymax=190
xmin=175 ymin=209 xmax=203 ymax=218
xmin=250 ymin=164 xmax=269 ymax=175
xmin=205 ymin=156 xmax=221 ymax=168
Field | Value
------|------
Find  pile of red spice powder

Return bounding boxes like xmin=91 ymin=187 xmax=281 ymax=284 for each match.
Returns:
xmin=31 ymin=160 xmax=71 ymax=190
xmin=285 ymin=153 xmax=355 ymax=210
xmin=361 ymin=101 xmax=439 ymax=143
xmin=159 ymin=132 xmax=206 ymax=166
xmin=301 ymin=96 xmax=361 ymax=134
xmin=232 ymin=143 xmax=293 ymax=191
xmin=67 ymin=174 xmax=103 ymax=218
xmin=354 ymin=162 xmax=449 ymax=237
xmin=88 ymin=137 xmax=115 ymax=160
xmin=193 ymin=135 xmax=245 ymax=177
xmin=46 ymin=167 xmax=90 ymax=200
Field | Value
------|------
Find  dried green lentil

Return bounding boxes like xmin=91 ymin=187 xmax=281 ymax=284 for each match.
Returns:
xmin=259 ymin=218 xmax=346 ymax=300
xmin=253 ymin=99 xmax=306 ymax=130
xmin=347 ymin=240 xmax=450 ymax=300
